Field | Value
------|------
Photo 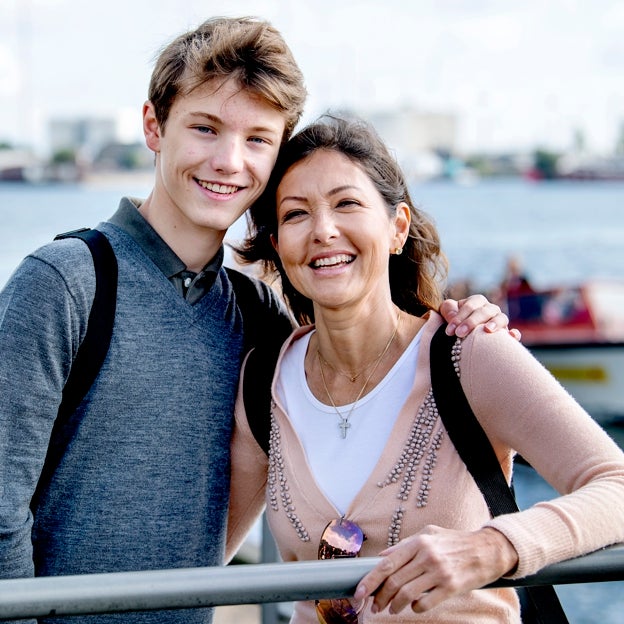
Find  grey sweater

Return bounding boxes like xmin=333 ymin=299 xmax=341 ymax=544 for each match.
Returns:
xmin=0 ymin=220 xmax=287 ymax=623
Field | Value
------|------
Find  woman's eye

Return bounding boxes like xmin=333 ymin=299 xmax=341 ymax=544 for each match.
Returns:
xmin=249 ymin=136 xmax=269 ymax=145
xmin=336 ymin=199 xmax=359 ymax=208
xmin=281 ymin=209 xmax=306 ymax=223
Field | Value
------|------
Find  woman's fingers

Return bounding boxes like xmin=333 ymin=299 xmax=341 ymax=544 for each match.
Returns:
xmin=355 ymin=526 xmax=519 ymax=615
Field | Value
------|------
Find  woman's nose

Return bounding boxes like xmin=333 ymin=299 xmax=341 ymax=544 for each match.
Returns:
xmin=312 ymin=209 xmax=340 ymax=243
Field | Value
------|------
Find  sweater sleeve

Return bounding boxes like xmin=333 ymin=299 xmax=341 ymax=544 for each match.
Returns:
xmin=0 ymin=246 xmax=92 ymax=582
xmin=225 ymin=354 xmax=270 ymax=563
xmin=458 ymin=327 xmax=624 ymax=578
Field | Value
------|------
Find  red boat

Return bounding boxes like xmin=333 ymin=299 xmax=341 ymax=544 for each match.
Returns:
xmin=506 ymin=280 xmax=624 ymax=425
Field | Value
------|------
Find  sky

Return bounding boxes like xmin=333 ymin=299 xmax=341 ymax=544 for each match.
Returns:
xmin=1 ymin=0 xmax=623 ymax=156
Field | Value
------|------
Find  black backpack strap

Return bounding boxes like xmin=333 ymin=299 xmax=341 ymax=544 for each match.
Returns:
xmin=241 ymin=343 xmax=281 ymax=455
xmin=430 ymin=323 xmax=569 ymax=624
xmin=430 ymin=325 xmax=518 ymax=516
xmin=225 ymin=267 xmax=292 ymax=455
xmin=54 ymin=228 xmax=118 ymax=420
xmin=32 ymin=228 xmax=118 ymax=510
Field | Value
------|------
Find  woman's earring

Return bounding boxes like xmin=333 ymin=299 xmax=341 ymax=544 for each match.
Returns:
xmin=394 ymin=247 xmax=403 ymax=255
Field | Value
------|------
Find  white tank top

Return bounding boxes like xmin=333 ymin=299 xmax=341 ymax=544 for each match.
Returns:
xmin=276 ymin=328 xmax=422 ymax=515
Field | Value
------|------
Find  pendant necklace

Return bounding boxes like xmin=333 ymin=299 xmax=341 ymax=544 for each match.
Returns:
xmin=317 ymin=312 xmax=401 ymax=438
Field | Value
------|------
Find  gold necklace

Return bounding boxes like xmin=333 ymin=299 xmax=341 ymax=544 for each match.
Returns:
xmin=317 ymin=348 xmax=384 ymax=383
xmin=317 ymin=313 xmax=401 ymax=438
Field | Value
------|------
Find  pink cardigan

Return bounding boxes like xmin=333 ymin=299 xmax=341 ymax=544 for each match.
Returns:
xmin=228 ymin=313 xmax=624 ymax=623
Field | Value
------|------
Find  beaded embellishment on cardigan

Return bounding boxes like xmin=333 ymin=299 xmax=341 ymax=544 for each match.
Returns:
xmin=378 ymin=337 xmax=463 ymax=546
xmin=378 ymin=388 xmax=445 ymax=546
xmin=267 ymin=401 xmax=311 ymax=542
xmin=451 ymin=337 xmax=462 ymax=377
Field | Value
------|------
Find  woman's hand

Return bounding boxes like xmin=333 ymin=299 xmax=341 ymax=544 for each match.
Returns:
xmin=440 ymin=294 xmax=521 ymax=340
xmin=354 ymin=526 xmax=519 ymax=615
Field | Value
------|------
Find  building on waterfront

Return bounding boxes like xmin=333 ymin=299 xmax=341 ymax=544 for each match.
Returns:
xmin=48 ymin=117 xmax=117 ymax=163
xmin=368 ymin=107 xmax=457 ymax=154
xmin=0 ymin=147 xmax=41 ymax=181
xmin=364 ymin=107 xmax=461 ymax=181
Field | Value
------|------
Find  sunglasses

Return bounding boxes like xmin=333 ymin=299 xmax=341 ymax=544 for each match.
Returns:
xmin=315 ymin=517 xmax=366 ymax=624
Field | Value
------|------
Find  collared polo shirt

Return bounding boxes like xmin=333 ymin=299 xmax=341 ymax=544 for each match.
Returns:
xmin=108 ymin=197 xmax=224 ymax=304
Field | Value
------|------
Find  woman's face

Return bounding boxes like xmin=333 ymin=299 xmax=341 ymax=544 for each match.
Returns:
xmin=273 ymin=149 xmax=409 ymax=313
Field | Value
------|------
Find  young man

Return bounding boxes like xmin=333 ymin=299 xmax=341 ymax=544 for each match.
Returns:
xmin=0 ymin=17 xmax=509 ymax=624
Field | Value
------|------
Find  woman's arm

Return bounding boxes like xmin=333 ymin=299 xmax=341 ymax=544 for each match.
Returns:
xmin=225 ymin=360 xmax=270 ymax=563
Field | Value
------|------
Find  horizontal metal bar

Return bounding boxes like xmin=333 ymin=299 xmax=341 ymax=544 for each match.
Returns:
xmin=0 ymin=544 xmax=623 ymax=620
xmin=488 ymin=543 xmax=624 ymax=587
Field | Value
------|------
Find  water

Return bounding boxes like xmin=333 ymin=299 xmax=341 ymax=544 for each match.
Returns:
xmin=1 ymin=177 xmax=624 ymax=622
xmin=2 ymin=176 xmax=624 ymax=291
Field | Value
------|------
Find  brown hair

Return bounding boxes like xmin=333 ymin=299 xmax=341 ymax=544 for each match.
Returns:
xmin=148 ymin=16 xmax=307 ymax=139
xmin=236 ymin=114 xmax=448 ymax=325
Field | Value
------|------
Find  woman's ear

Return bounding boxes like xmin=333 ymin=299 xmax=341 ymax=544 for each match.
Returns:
xmin=393 ymin=202 xmax=411 ymax=248
xmin=143 ymin=101 xmax=161 ymax=153
xmin=270 ymin=233 xmax=279 ymax=254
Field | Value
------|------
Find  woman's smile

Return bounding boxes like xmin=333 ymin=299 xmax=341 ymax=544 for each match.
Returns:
xmin=310 ymin=253 xmax=356 ymax=269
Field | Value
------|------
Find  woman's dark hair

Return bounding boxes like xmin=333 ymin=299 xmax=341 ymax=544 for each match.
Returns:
xmin=235 ymin=114 xmax=448 ymax=325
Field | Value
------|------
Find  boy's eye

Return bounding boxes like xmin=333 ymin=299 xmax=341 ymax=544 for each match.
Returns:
xmin=249 ymin=136 xmax=270 ymax=145
xmin=195 ymin=126 xmax=215 ymax=134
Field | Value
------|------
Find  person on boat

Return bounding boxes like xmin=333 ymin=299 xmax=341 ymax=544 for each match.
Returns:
xmin=227 ymin=115 xmax=624 ymax=623
xmin=499 ymin=254 xmax=542 ymax=322
xmin=0 ymin=18 xmax=510 ymax=624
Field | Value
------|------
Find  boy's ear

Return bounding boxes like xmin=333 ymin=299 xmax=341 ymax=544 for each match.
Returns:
xmin=143 ymin=101 xmax=161 ymax=153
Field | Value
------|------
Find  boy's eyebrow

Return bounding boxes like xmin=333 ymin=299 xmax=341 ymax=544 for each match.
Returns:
xmin=187 ymin=111 xmax=282 ymax=135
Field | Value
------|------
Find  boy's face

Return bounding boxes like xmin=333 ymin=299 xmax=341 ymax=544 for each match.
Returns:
xmin=143 ymin=77 xmax=286 ymax=237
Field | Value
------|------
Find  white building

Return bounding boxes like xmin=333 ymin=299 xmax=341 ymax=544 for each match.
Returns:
xmin=365 ymin=108 xmax=458 ymax=181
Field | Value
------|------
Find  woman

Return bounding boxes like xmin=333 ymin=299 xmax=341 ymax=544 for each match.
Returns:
xmin=227 ymin=115 xmax=624 ymax=622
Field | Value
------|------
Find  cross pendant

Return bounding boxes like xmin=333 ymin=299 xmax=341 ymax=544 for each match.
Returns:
xmin=339 ymin=417 xmax=351 ymax=438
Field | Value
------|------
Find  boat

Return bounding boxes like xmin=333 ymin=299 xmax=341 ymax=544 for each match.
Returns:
xmin=505 ymin=279 xmax=624 ymax=425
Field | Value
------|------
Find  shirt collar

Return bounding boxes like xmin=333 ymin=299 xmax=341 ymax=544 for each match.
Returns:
xmin=108 ymin=196 xmax=225 ymax=279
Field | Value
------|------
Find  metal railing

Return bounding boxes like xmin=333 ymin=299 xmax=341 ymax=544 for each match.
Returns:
xmin=0 ymin=544 xmax=623 ymax=621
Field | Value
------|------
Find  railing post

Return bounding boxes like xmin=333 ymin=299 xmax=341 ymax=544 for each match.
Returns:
xmin=260 ymin=513 xmax=282 ymax=624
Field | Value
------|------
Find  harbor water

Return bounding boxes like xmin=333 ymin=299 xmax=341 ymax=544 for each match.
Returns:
xmin=1 ymin=177 xmax=623 ymax=623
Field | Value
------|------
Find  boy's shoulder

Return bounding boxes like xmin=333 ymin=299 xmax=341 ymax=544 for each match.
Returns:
xmin=224 ymin=266 xmax=293 ymax=348
xmin=12 ymin=228 xmax=117 ymax=310
xmin=32 ymin=234 xmax=95 ymax=266
xmin=225 ymin=266 xmax=282 ymax=311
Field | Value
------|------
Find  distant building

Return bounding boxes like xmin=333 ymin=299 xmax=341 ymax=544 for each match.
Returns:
xmin=0 ymin=147 xmax=41 ymax=181
xmin=367 ymin=108 xmax=457 ymax=155
xmin=94 ymin=142 xmax=154 ymax=171
xmin=48 ymin=117 xmax=116 ymax=162
xmin=362 ymin=107 xmax=458 ymax=181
